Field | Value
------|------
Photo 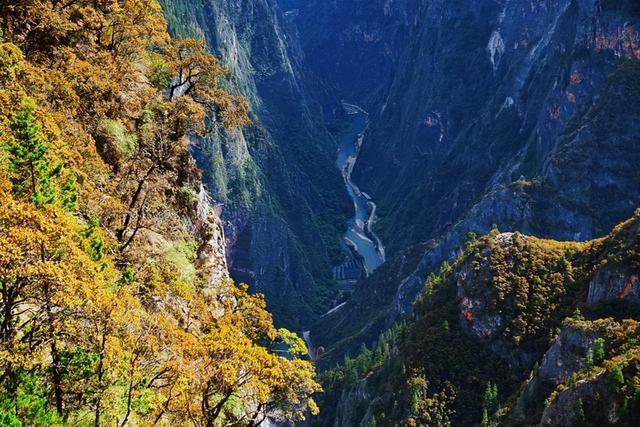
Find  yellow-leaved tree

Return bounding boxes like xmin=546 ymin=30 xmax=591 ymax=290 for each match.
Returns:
xmin=0 ymin=0 xmax=320 ymax=425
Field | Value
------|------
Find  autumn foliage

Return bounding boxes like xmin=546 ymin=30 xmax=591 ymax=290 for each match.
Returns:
xmin=0 ymin=0 xmax=318 ymax=425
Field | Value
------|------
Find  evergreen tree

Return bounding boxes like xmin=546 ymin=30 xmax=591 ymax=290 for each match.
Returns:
xmin=4 ymin=99 xmax=56 ymax=206
xmin=593 ymin=338 xmax=606 ymax=365
xmin=464 ymin=231 xmax=478 ymax=249
xmin=571 ymin=399 xmax=585 ymax=427
xmin=480 ymin=408 xmax=489 ymax=427
xmin=584 ymin=349 xmax=594 ymax=369
xmin=572 ymin=308 xmax=584 ymax=321
xmin=442 ymin=320 xmax=450 ymax=333
xmin=607 ymin=365 xmax=624 ymax=391
xmin=482 ymin=382 xmax=498 ymax=412
xmin=356 ymin=344 xmax=372 ymax=375
xmin=59 ymin=174 xmax=79 ymax=211
xmin=480 ymin=381 xmax=498 ymax=424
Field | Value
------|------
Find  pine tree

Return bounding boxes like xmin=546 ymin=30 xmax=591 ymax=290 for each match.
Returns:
xmin=464 ymin=231 xmax=478 ymax=249
xmin=482 ymin=382 xmax=498 ymax=411
xmin=607 ymin=365 xmax=624 ymax=391
xmin=571 ymin=398 xmax=585 ymax=427
xmin=4 ymin=99 xmax=56 ymax=206
xmin=584 ymin=349 xmax=594 ymax=369
xmin=572 ymin=308 xmax=584 ymax=321
xmin=593 ymin=338 xmax=605 ymax=365
xmin=480 ymin=408 xmax=489 ymax=427
xmin=59 ymin=173 xmax=79 ymax=211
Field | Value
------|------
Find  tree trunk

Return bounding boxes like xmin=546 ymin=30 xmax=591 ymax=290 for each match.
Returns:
xmin=41 ymin=243 xmax=63 ymax=416
xmin=116 ymin=164 xmax=155 ymax=244
xmin=94 ymin=333 xmax=107 ymax=427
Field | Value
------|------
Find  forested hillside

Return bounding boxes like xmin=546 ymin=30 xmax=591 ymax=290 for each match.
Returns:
xmin=314 ymin=211 xmax=640 ymax=426
xmin=2 ymin=1 xmax=640 ymax=426
xmin=0 ymin=1 xmax=318 ymax=425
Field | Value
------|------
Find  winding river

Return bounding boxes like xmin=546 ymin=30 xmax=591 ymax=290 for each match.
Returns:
xmin=303 ymin=105 xmax=387 ymax=361
xmin=337 ymin=103 xmax=386 ymax=274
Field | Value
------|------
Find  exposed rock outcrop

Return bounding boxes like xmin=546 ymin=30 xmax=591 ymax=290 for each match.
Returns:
xmin=587 ymin=265 xmax=640 ymax=308
xmin=193 ymin=185 xmax=228 ymax=286
xmin=511 ymin=325 xmax=599 ymax=424
xmin=539 ymin=372 xmax=616 ymax=427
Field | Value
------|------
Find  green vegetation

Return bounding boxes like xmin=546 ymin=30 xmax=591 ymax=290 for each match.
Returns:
xmin=607 ymin=364 xmax=625 ymax=391
xmin=5 ymin=100 xmax=58 ymax=207
xmin=96 ymin=118 xmax=137 ymax=159
xmin=571 ymin=399 xmax=585 ymax=427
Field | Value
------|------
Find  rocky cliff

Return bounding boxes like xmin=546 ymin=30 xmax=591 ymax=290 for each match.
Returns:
xmin=160 ymin=0 xmax=352 ymax=328
xmin=294 ymin=0 xmax=640 ymax=249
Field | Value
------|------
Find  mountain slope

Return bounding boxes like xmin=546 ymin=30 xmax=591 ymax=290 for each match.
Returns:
xmin=160 ymin=0 xmax=352 ymax=329
xmin=0 ymin=1 xmax=319 ymax=424
xmin=314 ymin=211 xmax=640 ymax=426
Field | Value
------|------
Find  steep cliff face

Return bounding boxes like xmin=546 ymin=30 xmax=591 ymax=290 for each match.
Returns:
xmin=511 ymin=324 xmax=599 ymax=423
xmin=587 ymin=266 xmax=640 ymax=307
xmin=295 ymin=0 xmax=640 ymax=360
xmin=530 ymin=318 xmax=640 ymax=427
xmin=295 ymin=0 xmax=640 ymax=250
xmin=160 ymin=0 xmax=352 ymax=328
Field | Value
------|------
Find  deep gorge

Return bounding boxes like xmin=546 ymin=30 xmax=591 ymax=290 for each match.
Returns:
xmin=161 ymin=0 xmax=639 ymax=348
xmin=161 ymin=1 xmax=640 ymax=425
xmin=6 ymin=0 xmax=640 ymax=425
xmin=3 ymin=0 xmax=634 ymax=424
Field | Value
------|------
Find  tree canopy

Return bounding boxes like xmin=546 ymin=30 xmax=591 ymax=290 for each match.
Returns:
xmin=0 ymin=0 xmax=318 ymax=425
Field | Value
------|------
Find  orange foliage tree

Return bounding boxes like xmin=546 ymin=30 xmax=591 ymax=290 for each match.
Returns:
xmin=0 ymin=0 xmax=320 ymax=425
